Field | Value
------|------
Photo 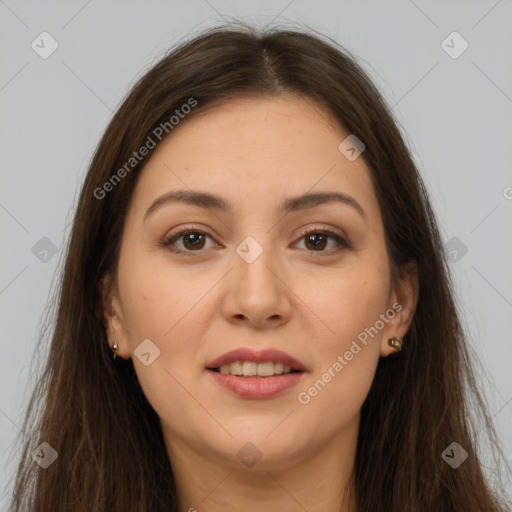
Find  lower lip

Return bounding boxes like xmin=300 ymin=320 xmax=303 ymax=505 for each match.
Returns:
xmin=206 ymin=369 xmax=305 ymax=399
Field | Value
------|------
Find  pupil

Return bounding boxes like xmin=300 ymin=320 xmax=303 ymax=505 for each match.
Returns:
xmin=185 ymin=233 xmax=204 ymax=249
xmin=307 ymin=234 xmax=326 ymax=250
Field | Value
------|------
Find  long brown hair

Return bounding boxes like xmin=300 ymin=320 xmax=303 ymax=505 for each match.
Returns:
xmin=7 ymin=23 xmax=511 ymax=511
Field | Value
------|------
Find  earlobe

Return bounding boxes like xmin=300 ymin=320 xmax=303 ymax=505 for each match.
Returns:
xmin=380 ymin=261 xmax=419 ymax=357
xmin=387 ymin=337 xmax=403 ymax=352
xmin=98 ymin=273 xmax=128 ymax=359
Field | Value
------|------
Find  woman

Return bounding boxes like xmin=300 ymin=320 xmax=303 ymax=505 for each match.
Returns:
xmin=9 ymin=23 xmax=511 ymax=511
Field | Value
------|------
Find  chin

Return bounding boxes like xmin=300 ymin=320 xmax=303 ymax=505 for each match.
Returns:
xmin=201 ymin=427 xmax=311 ymax=471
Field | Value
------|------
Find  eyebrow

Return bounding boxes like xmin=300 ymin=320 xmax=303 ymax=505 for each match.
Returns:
xmin=143 ymin=190 xmax=367 ymax=222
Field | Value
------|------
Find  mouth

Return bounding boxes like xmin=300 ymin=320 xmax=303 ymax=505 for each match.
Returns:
xmin=206 ymin=347 xmax=307 ymax=376
xmin=205 ymin=348 xmax=307 ymax=399
xmin=207 ymin=361 xmax=303 ymax=378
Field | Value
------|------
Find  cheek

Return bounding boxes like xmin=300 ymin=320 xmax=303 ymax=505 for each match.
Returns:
xmin=118 ymin=246 xmax=206 ymax=342
xmin=113 ymin=254 xmax=202 ymax=417
xmin=294 ymin=260 xmax=388 ymax=421
xmin=116 ymin=255 xmax=208 ymax=415
xmin=300 ymin=259 xmax=390 ymax=350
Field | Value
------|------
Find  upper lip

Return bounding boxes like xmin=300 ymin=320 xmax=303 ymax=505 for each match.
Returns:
xmin=206 ymin=348 xmax=307 ymax=371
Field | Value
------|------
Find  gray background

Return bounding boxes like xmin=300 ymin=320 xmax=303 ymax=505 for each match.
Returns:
xmin=1 ymin=0 xmax=511 ymax=505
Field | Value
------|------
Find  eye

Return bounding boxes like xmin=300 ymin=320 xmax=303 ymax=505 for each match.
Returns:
xmin=161 ymin=224 xmax=349 ymax=255
xmin=294 ymin=226 xmax=349 ymax=252
xmin=160 ymin=228 xmax=218 ymax=255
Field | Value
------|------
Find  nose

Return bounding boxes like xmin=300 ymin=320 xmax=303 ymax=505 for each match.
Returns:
xmin=221 ymin=242 xmax=293 ymax=330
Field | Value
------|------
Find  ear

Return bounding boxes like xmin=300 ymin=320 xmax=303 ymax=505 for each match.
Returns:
xmin=98 ymin=272 xmax=130 ymax=359
xmin=380 ymin=260 xmax=419 ymax=357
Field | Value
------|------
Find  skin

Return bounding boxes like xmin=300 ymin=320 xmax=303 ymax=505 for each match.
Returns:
xmin=101 ymin=94 xmax=419 ymax=512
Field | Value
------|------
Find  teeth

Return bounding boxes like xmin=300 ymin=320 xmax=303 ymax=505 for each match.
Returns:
xmin=242 ymin=361 xmax=257 ymax=376
xmin=230 ymin=361 xmax=243 ymax=376
xmin=257 ymin=362 xmax=274 ymax=376
xmin=219 ymin=364 xmax=230 ymax=375
xmin=217 ymin=361 xmax=296 ymax=377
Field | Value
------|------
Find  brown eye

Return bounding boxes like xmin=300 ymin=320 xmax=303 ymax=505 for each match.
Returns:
xmin=296 ymin=228 xmax=349 ymax=252
xmin=304 ymin=232 xmax=328 ymax=251
xmin=161 ymin=229 xmax=216 ymax=254
xmin=161 ymin=226 xmax=349 ymax=256
xmin=181 ymin=232 xmax=207 ymax=250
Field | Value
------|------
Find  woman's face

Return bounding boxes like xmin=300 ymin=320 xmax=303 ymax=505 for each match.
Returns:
xmin=102 ymin=94 xmax=417 ymax=472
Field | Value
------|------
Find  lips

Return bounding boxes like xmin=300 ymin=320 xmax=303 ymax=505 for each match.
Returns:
xmin=206 ymin=348 xmax=307 ymax=372
xmin=205 ymin=348 xmax=307 ymax=399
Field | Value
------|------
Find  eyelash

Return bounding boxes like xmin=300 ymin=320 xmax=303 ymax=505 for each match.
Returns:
xmin=160 ymin=225 xmax=350 ymax=257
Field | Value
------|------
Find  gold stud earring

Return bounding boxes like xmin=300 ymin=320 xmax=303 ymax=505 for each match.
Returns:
xmin=388 ymin=337 xmax=402 ymax=352
xmin=112 ymin=340 xmax=118 ymax=359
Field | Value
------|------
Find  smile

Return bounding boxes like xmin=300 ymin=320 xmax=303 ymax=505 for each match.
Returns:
xmin=205 ymin=347 xmax=307 ymax=398
xmin=212 ymin=360 xmax=299 ymax=377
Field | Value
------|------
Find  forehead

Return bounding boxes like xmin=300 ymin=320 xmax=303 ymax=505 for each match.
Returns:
xmin=157 ymin=94 xmax=347 ymax=164
xmin=128 ymin=94 xmax=381 ymax=225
